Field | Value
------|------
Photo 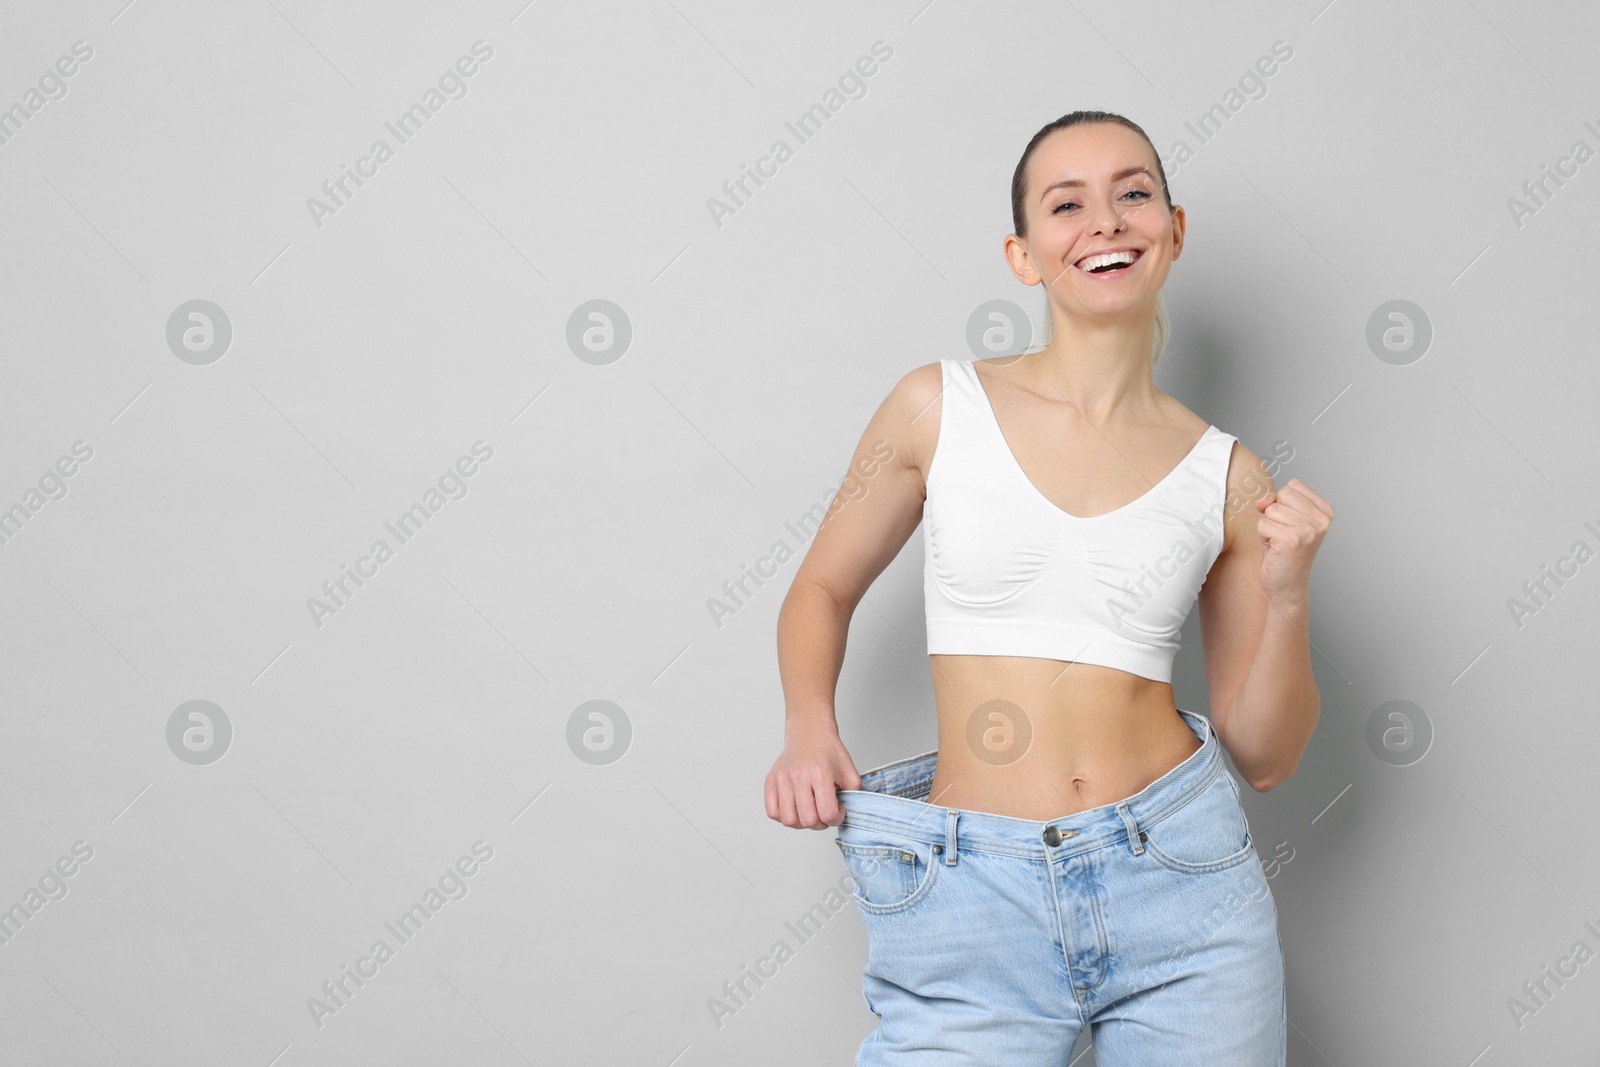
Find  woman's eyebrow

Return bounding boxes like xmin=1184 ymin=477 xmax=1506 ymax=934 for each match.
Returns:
xmin=1039 ymin=165 xmax=1152 ymax=202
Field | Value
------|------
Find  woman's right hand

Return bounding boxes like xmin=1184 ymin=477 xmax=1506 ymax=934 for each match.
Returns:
xmin=764 ymin=727 xmax=863 ymax=830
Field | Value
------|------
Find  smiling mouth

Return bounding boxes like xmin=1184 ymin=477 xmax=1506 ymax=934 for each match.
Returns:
xmin=1074 ymin=248 xmax=1143 ymax=274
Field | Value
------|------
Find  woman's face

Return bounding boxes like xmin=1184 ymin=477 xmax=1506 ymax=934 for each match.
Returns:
xmin=1009 ymin=123 xmax=1184 ymax=320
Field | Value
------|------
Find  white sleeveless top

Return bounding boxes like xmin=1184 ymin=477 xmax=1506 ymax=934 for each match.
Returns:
xmin=923 ymin=358 xmax=1238 ymax=684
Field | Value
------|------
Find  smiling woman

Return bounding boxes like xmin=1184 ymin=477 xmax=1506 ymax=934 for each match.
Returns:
xmin=1006 ymin=128 xmax=1180 ymax=373
xmin=765 ymin=109 xmax=1331 ymax=1066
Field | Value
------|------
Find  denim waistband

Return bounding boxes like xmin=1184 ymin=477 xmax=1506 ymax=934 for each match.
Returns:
xmin=837 ymin=708 xmax=1225 ymax=861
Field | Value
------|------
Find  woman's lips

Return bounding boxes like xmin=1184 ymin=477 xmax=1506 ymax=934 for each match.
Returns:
xmin=1074 ymin=248 xmax=1143 ymax=279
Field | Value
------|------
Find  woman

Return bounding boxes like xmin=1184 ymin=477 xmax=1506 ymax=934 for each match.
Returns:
xmin=763 ymin=110 xmax=1331 ymax=1065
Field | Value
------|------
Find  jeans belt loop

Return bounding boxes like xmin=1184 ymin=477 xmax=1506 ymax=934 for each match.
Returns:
xmin=945 ymin=809 xmax=959 ymax=866
xmin=1117 ymin=801 xmax=1144 ymax=856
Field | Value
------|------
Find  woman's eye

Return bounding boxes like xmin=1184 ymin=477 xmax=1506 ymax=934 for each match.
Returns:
xmin=1051 ymin=188 xmax=1152 ymax=215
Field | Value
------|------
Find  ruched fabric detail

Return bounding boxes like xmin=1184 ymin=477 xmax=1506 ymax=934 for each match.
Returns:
xmin=923 ymin=359 xmax=1236 ymax=684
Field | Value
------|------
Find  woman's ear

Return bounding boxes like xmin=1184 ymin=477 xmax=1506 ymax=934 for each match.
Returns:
xmin=1002 ymin=233 xmax=1042 ymax=287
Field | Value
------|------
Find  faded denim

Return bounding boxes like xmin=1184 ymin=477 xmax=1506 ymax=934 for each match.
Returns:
xmin=836 ymin=708 xmax=1286 ymax=1065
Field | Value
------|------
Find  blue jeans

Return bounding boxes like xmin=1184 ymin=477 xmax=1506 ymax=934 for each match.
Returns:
xmin=835 ymin=708 xmax=1286 ymax=1065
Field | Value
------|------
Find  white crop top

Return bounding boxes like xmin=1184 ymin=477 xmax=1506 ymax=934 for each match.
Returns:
xmin=923 ymin=358 xmax=1238 ymax=684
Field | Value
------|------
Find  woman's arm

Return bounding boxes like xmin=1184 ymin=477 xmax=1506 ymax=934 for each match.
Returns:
xmin=1197 ymin=442 xmax=1333 ymax=792
xmin=765 ymin=362 xmax=942 ymax=829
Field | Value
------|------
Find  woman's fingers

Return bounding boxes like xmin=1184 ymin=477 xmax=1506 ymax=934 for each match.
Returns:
xmin=813 ymin=778 xmax=844 ymax=829
xmin=791 ymin=774 xmax=823 ymax=829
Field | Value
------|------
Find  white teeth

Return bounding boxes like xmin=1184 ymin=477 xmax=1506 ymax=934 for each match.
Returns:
xmin=1077 ymin=250 xmax=1138 ymax=272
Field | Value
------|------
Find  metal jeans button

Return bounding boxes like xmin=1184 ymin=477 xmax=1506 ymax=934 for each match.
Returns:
xmin=1042 ymin=825 xmax=1079 ymax=847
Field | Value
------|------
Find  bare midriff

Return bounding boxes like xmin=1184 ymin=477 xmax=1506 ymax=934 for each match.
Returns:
xmin=926 ymin=654 xmax=1203 ymax=822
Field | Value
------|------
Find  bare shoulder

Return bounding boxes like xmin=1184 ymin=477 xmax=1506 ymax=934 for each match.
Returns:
xmin=876 ymin=360 xmax=945 ymax=493
xmin=894 ymin=359 xmax=946 ymax=414
xmin=1218 ymin=435 xmax=1278 ymax=556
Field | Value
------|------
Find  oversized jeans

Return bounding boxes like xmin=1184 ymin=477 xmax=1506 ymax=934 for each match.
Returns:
xmin=835 ymin=708 xmax=1286 ymax=1065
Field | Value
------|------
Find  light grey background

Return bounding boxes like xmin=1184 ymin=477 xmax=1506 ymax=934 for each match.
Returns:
xmin=1 ymin=0 xmax=1595 ymax=1063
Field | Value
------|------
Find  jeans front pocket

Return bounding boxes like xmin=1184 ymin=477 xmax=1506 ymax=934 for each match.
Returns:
xmin=836 ymin=832 xmax=940 ymax=915
xmin=1142 ymin=768 xmax=1256 ymax=875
